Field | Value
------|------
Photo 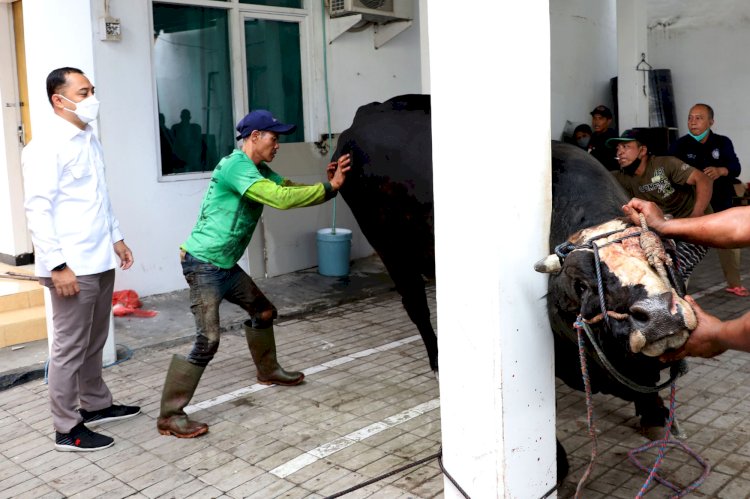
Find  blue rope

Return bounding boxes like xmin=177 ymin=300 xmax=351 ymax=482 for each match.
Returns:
xmin=629 ymin=384 xmax=710 ymax=497
xmin=575 ymin=316 xmax=710 ymax=497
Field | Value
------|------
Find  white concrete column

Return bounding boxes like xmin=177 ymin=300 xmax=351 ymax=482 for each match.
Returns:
xmin=616 ymin=0 xmax=649 ymax=130
xmin=429 ymin=2 xmax=555 ymax=497
xmin=0 ymin=4 xmax=33 ymax=262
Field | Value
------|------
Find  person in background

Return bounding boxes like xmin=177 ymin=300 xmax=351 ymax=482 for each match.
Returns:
xmin=573 ymin=123 xmax=593 ymax=150
xmin=670 ymin=103 xmax=747 ymax=296
xmin=608 ymin=129 xmax=713 ymax=219
xmin=588 ymin=105 xmax=619 ymax=171
xmin=22 ymin=67 xmax=140 ymax=452
xmin=623 ymin=198 xmax=750 ymax=360
xmin=156 ymin=109 xmax=351 ymax=438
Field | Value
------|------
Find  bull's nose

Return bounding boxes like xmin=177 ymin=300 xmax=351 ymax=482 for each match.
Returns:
xmin=628 ymin=292 xmax=684 ymax=336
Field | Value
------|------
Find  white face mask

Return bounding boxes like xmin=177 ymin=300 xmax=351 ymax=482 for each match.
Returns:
xmin=58 ymin=94 xmax=100 ymax=124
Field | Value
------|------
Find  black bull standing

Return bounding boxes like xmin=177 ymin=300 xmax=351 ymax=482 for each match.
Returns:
xmin=333 ymin=98 xmax=702 ymax=478
xmin=333 ymin=94 xmax=437 ymax=372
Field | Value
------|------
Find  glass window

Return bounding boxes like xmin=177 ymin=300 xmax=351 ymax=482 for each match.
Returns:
xmin=245 ymin=18 xmax=304 ymax=143
xmin=153 ymin=4 xmax=234 ymax=175
xmin=240 ymin=0 xmax=303 ymax=8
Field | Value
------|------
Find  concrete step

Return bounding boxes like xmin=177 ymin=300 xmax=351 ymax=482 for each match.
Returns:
xmin=0 ymin=305 xmax=47 ymax=348
xmin=0 ymin=279 xmax=44 ymax=313
xmin=0 ymin=263 xmax=48 ymax=348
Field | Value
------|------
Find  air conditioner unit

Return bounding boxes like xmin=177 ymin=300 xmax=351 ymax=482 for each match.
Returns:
xmin=328 ymin=0 xmax=412 ymax=23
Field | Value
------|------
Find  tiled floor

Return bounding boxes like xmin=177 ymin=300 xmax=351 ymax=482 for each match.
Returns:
xmin=0 ymin=290 xmax=444 ymax=498
xmin=2 ymin=248 xmax=750 ymax=497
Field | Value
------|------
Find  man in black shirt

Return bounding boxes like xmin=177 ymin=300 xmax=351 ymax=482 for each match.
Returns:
xmin=587 ymin=105 xmax=619 ymax=171
xmin=670 ymin=103 xmax=746 ymax=296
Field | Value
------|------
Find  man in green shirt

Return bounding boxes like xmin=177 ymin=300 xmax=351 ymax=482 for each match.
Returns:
xmin=608 ymin=129 xmax=712 ymax=219
xmin=157 ymin=110 xmax=351 ymax=438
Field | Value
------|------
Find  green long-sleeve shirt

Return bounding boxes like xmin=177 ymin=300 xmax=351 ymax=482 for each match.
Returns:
xmin=183 ymin=149 xmax=335 ymax=268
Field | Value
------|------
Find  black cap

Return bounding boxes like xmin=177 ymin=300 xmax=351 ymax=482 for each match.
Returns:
xmin=590 ymin=105 xmax=613 ymax=119
xmin=605 ymin=129 xmax=644 ymax=148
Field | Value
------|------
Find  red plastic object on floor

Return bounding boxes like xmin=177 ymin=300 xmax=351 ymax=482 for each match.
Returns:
xmin=112 ymin=290 xmax=158 ymax=317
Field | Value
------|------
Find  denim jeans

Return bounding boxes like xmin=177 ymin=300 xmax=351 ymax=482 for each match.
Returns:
xmin=181 ymin=251 xmax=276 ymax=367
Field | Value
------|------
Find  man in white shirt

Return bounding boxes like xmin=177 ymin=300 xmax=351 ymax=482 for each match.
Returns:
xmin=22 ymin=67 xmax=141 ymax=452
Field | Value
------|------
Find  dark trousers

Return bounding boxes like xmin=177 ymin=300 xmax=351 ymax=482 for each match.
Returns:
xmin=43 ymin=270 xmax=115 ymax=433
xmin=181 ymin=251 xmax=276 ymax=367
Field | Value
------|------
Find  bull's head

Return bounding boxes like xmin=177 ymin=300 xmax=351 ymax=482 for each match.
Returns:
xmin=535 ymin=219 xmax=697 ymax=358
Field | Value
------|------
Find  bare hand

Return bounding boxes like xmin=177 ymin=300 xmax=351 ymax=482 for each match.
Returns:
xmin=703 ymin=166 xmax=726 ymax=180
xmin=326 ymin=162 xmax=337 ymax=181
xmin=659 ymin=295 xmax=727 ymax=362
xmin=51 ymin=267 xmax=79 ymax=297
xmin=330 ymin=154 xmax=352 ymax=190
xmin=114 ymin=240 xmax=134 ymax=270
xmin=622 ymin=198 xmax=667 ymax=231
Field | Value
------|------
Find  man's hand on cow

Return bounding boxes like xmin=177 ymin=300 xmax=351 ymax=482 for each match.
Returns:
xmin=659 ymin=295 xmax=728 ymax=362
xmin=326 ymin=162 xmax=337 ymax=181
xmin=622 ymin=198 xmax=668 ymax=231
xmin=330 ymin=153 xmax=352 ymax=190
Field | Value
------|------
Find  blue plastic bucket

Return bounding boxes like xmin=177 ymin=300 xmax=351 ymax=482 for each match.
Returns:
xmin=316 ymin=228 xmax=352 ymax=277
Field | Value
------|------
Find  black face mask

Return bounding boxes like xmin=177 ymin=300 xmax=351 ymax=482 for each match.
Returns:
xmin=620 ymin=157 xmax=641 ymax=176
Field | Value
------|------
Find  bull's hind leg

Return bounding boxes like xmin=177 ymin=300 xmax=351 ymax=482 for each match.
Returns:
xmin=381 ymin=255 xmax=438 ymax=372
xmin=556 ymin=439 xmax=570 ymax=482
xmin=401 ymin=288 xmax=438 ymax=373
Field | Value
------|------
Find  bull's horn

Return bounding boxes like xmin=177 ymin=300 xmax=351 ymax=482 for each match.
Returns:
xmin=629 ymin=330 xmax=647 ymax=353
xmin=534 ymin=254 xmax=561 ymax=274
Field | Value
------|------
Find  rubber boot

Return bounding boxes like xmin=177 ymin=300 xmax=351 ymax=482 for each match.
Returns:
xmin=156 ymin=355 xmax=209 ymax=438
xmin=243 ymin=320 xmax=304 ymax=386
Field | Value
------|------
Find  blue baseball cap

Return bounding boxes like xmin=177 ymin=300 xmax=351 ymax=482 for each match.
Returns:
xmin=235 ymin=110 xmax=297 ymax=140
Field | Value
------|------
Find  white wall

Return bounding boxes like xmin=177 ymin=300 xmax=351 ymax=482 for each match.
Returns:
xmin=327 ymin=4 xmax=422 ymax=132
xmin=648 ymin=5 xmax=750 ymax=182
xmin=16 ymin=0 xmax=423 ymax=296
xmin=550 ymin=0 xmax=618 ymax=140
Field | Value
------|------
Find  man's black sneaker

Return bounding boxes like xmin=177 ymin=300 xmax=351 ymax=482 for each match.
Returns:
xmin=55 ymin=422 xmax=114 ymax=452
xmin=80 ymin=404 xmax=141 ymax=426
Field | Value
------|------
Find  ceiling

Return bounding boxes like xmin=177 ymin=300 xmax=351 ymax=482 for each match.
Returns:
xmin=648 ymin=0 xmax=750 ymax=29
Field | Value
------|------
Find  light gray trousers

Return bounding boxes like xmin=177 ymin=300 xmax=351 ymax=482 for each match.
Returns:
xmin=718 ymin=248 xmax=743 ymax=289
xmin=42 ymin=270 xmax=115 ymax=433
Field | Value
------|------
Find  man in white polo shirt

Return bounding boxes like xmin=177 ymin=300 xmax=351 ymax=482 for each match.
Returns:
xmin=22 ymin=67 xmax=141 ymax=451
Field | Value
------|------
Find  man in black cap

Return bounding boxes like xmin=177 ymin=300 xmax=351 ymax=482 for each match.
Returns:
xmin=588 ymin=105 xmax=619 ymax=171
xmin=156 ymin=109 xmax=352 ymax=438
xmin=609 ymin=129 xmax=712 ymax=219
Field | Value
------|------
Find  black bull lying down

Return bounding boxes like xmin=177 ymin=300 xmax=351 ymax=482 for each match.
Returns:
xmin=332 ymin=95 xmax=699 ymax=477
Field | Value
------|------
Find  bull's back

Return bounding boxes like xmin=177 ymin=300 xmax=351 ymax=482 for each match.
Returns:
xmin=334 ymin=95 xmax=434 ymax=273
xmin=550 ymin=142 xmax=629 ymax=246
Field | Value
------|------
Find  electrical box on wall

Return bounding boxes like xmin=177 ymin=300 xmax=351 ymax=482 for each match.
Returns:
xmin=99 ymin=16 xmax=121 ymax=41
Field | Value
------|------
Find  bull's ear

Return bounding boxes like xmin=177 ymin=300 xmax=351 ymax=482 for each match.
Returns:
xmin=534 ymin=255 xmax=562 ymax=274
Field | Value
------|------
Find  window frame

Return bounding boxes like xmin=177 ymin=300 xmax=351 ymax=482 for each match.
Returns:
xmin=150 ymin=0 xmax=313 ymax=182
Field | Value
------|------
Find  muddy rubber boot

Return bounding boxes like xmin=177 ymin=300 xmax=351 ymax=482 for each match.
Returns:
xmin=243 ymin=320 xmax=304 ymax=386
xmin=156 ymin=355 xmax=209 ymax=438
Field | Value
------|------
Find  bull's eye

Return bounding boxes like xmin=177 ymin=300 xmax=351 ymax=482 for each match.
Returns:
xmin=574 ymin=279 xmax=587 ymax=296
